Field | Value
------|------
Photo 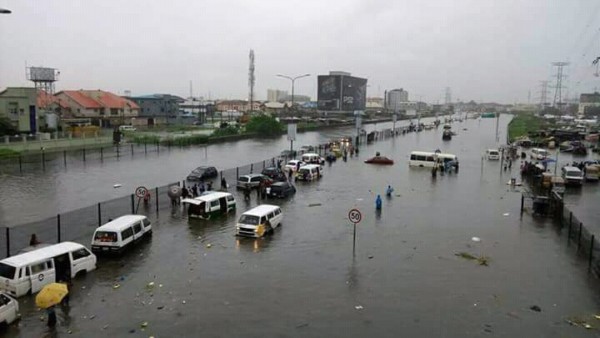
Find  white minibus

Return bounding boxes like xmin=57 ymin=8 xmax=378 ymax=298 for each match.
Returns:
xmin=295 ymin=164 xmax=322 ymax=181
xmin=408 ymin=151 xmax=437 ymax=167
xmin=0 ymin=242 xmax=96 ymax=297
xmin=236 ymin=204 xmax=283 ymax=238
xmin=182 ymin=192 xmax=236 ymax=219
xmin=92 ymin=215 xmax=152 ymax=254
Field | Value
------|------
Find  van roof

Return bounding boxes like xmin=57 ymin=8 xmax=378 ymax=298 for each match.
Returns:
xmin=302 ymin=153 xmax=320 ymax=157
xmin=182 ymin=192 xmax=233 ymax=205
xmin=299 ymin=164 xmax=320 ymax=169
xmin=563 ymin=166 xmax=582 ymax=172
xmin=242 ymin=204 xmax=280 ymax=216
xmin=437 ymin=153 xmax=458 ymax=159
xmin=410 ymin=151 xmax=435 ymax=156
xmin=95 ymin=215 xmax=146 ymax=232
xmin=2 ymin=242 xmax=87 ymax=267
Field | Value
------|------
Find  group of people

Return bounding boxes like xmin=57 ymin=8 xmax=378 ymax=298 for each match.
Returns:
xmin=181 ymin=177 xmax=229 ymax=200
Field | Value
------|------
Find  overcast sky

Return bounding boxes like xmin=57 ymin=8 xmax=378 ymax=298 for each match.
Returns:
xmin=1 ymin=0 xmax=600 ymax=104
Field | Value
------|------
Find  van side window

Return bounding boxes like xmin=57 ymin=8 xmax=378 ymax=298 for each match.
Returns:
xmin=122 ymin=228 xmax=134 ymax=240
xmin=30 ymin=261 xmax=49 ymax=274
xmin=72 ymin=248 xmax=91 ymax=260
xmin=133 ymin=223 xmax=143 ymax=234
xmin=227 ymin=196 xmax=234 ymax=202
xmin=275 ymin=209 xmax=281 ymax=215
xmin=142 ymin=219 xmax=151 ymax=228
xmin=260 ymin=216 xmax=266 ymax=224
xmin=410 ymin=154 xmax=416 ymax=160
xmin=268 ymin=212 xmax=275 ymax=219
xmin=210 ymin=200 xmax=219 ymax=207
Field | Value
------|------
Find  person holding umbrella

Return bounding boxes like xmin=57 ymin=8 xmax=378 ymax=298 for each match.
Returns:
xmin=35 ymin=283 xmax=69 ymax=327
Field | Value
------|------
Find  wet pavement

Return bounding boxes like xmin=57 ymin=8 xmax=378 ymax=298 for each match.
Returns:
xmin=3 ymin=115 xmax=600 ymax=337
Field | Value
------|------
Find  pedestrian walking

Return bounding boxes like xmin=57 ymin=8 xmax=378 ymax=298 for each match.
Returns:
xmin=221 ymin=177 xmax=227 ymax=190
xmin=29 ymin=234 xmax=41 ymax=246
xmin=256 ymin=181 xmax=262 ymax=199
xmin=199 ymin=182 xmax=205 ymax=194
xmin=207 ymin=181 xmax=213 ymax=191
xmin=182 ymin=186 xmax=189 ymax=199
xmin=46 ymin=306 xmax=57 ymax=327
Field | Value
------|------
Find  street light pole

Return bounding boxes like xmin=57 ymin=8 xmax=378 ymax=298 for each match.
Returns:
xmin=276 ymin=73 xmax=310 ymax=113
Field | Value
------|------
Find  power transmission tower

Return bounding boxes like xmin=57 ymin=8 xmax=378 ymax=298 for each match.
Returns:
xmin=551 ymin=62 xmax=569 ymax=110
xmin=248 ymin=49 xmax=255 ymax=112
xmin=444 ymin=87 xmax=452 ymax=105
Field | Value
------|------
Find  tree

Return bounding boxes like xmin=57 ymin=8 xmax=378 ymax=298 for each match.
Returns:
xmin=244 ymin=115 xmax=283 ymax=137
xmin=0 ymin=116 xmax=17 ymax=136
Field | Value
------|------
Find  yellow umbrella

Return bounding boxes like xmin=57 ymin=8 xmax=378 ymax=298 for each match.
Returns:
xmin=35 ymin=283 xmax=69 ymax=309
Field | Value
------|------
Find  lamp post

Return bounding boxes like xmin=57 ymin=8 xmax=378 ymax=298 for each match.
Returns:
xmin=276 ymin=73 xmax=310 ymax=113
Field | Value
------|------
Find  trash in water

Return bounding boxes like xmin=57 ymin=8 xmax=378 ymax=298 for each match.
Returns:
xmin=455 ymin=252 xmax=490 ymax=266
xmin=529 ymin=305 xmax=541 ymax=312
xmin=157 ymin=306 xmax=164 ymax=310
xmin=113 ymin=283 xmax=121 ymax=289
xmin=67 ymin=329 xmax=73 ymax=334
xmin=308 ymin=203 xmax=321 ymax=207
xmin=159 ymin=284 xmax=163 ymax=288
xmin=471 ymin=237 xmax=481 ymax=242
xmin=147 ymin=282 xmax=155 ymax=288
xmin=355 ymin=305 xmax=363 ymax=310
xmin=368 ymin=255 xmax=374 ymax=259
xmin=503 ymin=213 xmax=510 ymax=216
xmin=182 ymin=300 xmax=187 ymax=304
xmin=455 ymin=252 xmax=477 ymax=260
xmin=356 ymin=198 xmax=363 ymax=201
xmin=113 ymin=184 xmax=122 ymax=188
xmin=595 ymin=314 xmax=600 ymax=320
xmin=140 ymin=321 xmax=148 ymax=328
xmin=206 ymin=244 xmax=212 ymax=248
xmin=477 ymin=256 xmax=490 ymax=266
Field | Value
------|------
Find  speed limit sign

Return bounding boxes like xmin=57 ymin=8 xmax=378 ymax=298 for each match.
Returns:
xmin=135 ymin=186 xmax=149 ymax=198
xmin=348 ymin=208 xmax=362 ymax=224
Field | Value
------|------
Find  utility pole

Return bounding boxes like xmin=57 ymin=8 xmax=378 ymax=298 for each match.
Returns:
xmin=539 ymin=80 xmax=549 ymax=108
xmin=248 ymin=49 xmax=255 ymax=114
xmin=551 ymin=62 xmax=569 ymax=112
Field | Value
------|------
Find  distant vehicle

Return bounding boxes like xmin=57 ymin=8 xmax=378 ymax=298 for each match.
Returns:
xmin=561 ymin=166 xmax=583 ymax=186
xmin=442 ymin=129 xmax=452 ymax=141
xmin=584 ymin=165 xmax=599 ymax=182
xmin=182 ymin=192 xmax=236 ymax=219
xmin=236 ymin=174 xmax=270 ymax=189
xmin=301 ymin=153 xmax=325 ymax=165
xmin=296 ymin=164 xmax=322 ymax=181
xmin=530 ymin=148 xmax=549 ymax=160
xmin=284 ymin=160 xmax=305 ymax=172
xmin=91 ymin=215 xmax=152 ymax=255
xmin=266 ymin=181 xmax=296 ymax=198
xmin=486 ymin=149 xmax=500 ymax=160
xmin=0 ymin=292 xmax=19 ymax=326
xmin=0 ymin=242 xmax=97 ymax=297
xmin=261 ymin=167 xmax=287 ymax=181
xmin=236 ymin=205 xmax=283 ymax=238
xmin=118 ymin=125 xmax=137 ymax=132
xmin=280 ymin=150 xmax=297 ymax=158
xmin=187 ymin=166 xmax=218 ymax=181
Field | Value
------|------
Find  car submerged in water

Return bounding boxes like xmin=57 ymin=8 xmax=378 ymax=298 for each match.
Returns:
xmin=266 ymin=181 xmax=296 ymax=198
xmin=187 ymin=166 xmax=218 ymax=181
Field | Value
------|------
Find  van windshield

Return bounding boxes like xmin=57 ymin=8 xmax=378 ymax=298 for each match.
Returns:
xmin=239 ymin=215 xmax=259 ymax=225
xmin=0 ymin=263 xmax=16 ymax=279
xmin=567 ymin=171 xmax=582 ymax=177
xmin=94 ymin=231 xmax=118 ymax=242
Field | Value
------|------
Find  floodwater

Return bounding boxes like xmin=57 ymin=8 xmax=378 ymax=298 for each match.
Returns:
xmin=3 ymin=115 xmax=600 ymax=337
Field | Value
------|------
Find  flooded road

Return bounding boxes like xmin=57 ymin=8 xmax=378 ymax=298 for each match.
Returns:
xmin=4 ymin=115 xmax=600 ymax=337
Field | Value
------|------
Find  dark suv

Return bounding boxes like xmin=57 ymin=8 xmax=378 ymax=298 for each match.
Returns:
xmin=261 ymin=167 xmax=287 ymax=182
xmin=187 ymin=166 xmax=218 ymax=181
xmin=266 ymin=181 xmax=296 ymax=198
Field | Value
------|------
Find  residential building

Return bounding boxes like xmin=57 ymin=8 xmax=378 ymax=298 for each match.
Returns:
xmin=0 ymin=87 xmax=38 ymax=133
xmin=386 ymin=89 xmax=409 ymax=111
xmin=317 ymin=71 xmax=367 ymax=111
xmin=262 ymin=102 xmax=287 ymax=114
xmin=179 ymin=97 xmax=215 ymax=125
xmin=216 ymin=100 xmax=261 ymax=112
xmin=366 ymin=97 xmax=384 ymax=111
xmin=267 ymin=89 xmax=288 ymax=102
xmin=127 ymin=94 xmax=184 ymax=126
xmin=578 ymin=92 xmax=600 ymax=116
xmin=55 ymin=90 xmax=140 ymax=127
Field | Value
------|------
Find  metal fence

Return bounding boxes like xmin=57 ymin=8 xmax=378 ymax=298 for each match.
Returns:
xmin=560 ymin=203 xmax=599 ymax=276
xmin=0 ymin=126 xmax=409 ymax=259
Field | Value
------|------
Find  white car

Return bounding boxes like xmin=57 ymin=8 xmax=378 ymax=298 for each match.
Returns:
xmin=284 ymin=160 xmax=305 ymax=172
xmin=0 ymin=292 xmax=19 ymax=326
xmin=486 ymin=149 xmax=500 ymax=160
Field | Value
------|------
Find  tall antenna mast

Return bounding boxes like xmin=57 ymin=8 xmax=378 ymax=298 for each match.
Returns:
xmin=551 ymin=61 xmax=569 ymax=111
xmin=248 ymin=49 xmax=255 ymax=112
xmin=189 ymin=80 xmax=193 ymax=98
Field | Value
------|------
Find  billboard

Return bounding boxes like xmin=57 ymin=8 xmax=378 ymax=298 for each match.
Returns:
xmin=317 ymin=74 xmax=366 ymax=111
xmin=28 ymin=67 xmax=57 ymax=81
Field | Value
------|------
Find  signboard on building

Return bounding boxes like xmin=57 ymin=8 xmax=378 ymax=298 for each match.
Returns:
xmin=287 ymin=123 xmax=297 ymax=141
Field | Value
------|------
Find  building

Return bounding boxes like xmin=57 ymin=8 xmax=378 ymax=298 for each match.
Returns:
xmin=578 ymin=92 xmax=600 ymax=116
xmin=0 ymin=87 xmax=39 ymax=133
xmin=317 ymin=71 xmax=367 ymax=112
xmin=386 ymin=89 xmax=409 ymax=111
xmin=280 ymin=94 xmax=311 ymax=103
xmin=215 ymin=100 xmax=261 ymax=113
xmin=267 ymin=89 xmax=288 ymax=102
xmin=366 ymin=97 xmax=384 ymax=111
xmin=179 ymin=97 xmax=215 ymax=125
xmin=127 ymin=94 xmax=184 ymax=126
xmin=55 ymin=90 xmax=139 ymax=127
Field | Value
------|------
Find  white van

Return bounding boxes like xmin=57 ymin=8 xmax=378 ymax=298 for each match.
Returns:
xmin=301 ymin=153 xmax=324 ymax=165
xmin=0 ymin=292 xmax=19 ymax=326
xmin=409 ymin=151 xmax=437 ymax=167
xmin=530 ymin=148 xmax=549 ymax=160
xmin=562 ymin=166 xmax=583 ymax=186
xmin=182 ymin=192 xmax=236 ymax=219
xmin=118 ymin=125 xmax=136 ymax=132
xmin=296 ymin=164 xmax=322 ymax=181
xmin=486 ymin=149 xmax=500 ymax=160
xmin=0 ymin=242 xmax=97 ymax=297
xmin=91 ymin=215 xmax=152 ymax=254
xmin=236 ymin=204 xmax=283 ymax=238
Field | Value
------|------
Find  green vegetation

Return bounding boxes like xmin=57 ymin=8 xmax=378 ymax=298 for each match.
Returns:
xmin=0 ymin=148 xmax=20 ymax=158
xmin=163 ymin=134 xmax=210 ymax=147
xmin=132 ymin=134 xmax=161 ymax=144
xmin=210 ymin=126 xmax=240 ymax=138
xmin=507 ymin=113 xmax=548 ymax=142
xmin=244 ymin=115 xmax=284 ymax=137
xmin=0 ymin=116 xmax=17 ymax=136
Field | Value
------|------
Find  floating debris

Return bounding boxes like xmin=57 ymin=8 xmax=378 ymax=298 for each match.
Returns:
xmin=140 ymin=321 xmax=148 ymax=328
xmin=147 ymin=282 xmax=155 ymax=288
xmin=471 ymin=237 xmax=481 ymax=242
xmin=503 ymin=213 xmax=510 ymax=216
xmin=355 ymin=305 xmax=363 ymax=310
xmin=529 ymin=305 xmax=541 ymax=312
xmin=113 ymin=184 xmax=122 ymax=188
xmin=113 ymin=283 xmax=121 ymax=289
xmin=308 ymin=203 xmax=321 ymax=207
xmin=455 ymin=252 xmax=477 ymax=260
xmin=206 ymin=243 xmax=212 ymax=248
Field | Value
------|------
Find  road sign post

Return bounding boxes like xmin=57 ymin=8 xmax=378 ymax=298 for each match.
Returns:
xmin=135 ymin=186 xmax=148 ymax=214
xmin=348 ymin=208 xmax=362 ymax=255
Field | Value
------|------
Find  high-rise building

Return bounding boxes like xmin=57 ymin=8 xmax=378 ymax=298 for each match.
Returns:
xmin=317 ymin=71 xmax=367 ymax=111
xmin=267 ymin=89 xmax=288 ymax=102
xmin=386 ymin=89 xmax=409 ymax=111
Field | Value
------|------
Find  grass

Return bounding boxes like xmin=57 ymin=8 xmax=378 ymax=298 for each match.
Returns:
xmin=0 ymin=148 xmax=20 ymax=159
xmin=507 ymin=113 xmax=546 ymax=142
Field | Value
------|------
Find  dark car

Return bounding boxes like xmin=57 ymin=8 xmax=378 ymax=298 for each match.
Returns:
xmin=187 ymin=166 xmax=218 ymax=181
xmin=261 ymin=167 xmax=287 ymax=182
xmin=236 ymin=174 xmax=271 ymax=189
xmin=266 ymin=181 xmax=296 ymax=198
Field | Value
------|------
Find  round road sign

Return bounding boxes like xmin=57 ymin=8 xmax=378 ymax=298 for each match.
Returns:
xmin=348 ymin=208 xmax=362 ymax=224
xmin=135 ymin=186 xmax=149 ymax=198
